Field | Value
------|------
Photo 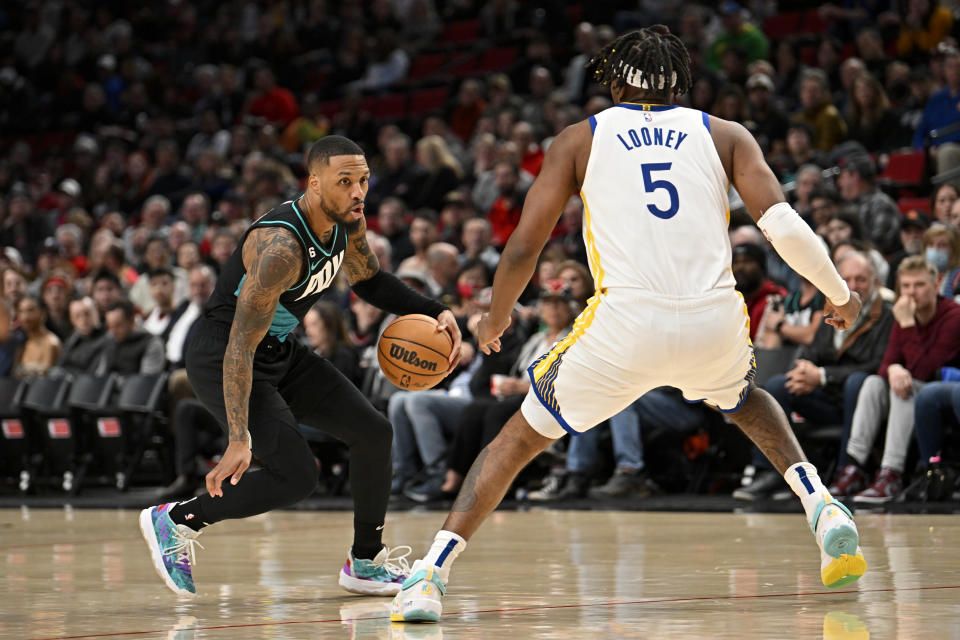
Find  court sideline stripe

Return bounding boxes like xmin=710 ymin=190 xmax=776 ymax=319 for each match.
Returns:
xmin=27 ymin=584 xmax=960 ymax=640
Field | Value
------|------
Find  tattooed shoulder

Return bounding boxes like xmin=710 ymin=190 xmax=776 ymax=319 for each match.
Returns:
xmin=242 ymin=227 xmax=304 ymax=291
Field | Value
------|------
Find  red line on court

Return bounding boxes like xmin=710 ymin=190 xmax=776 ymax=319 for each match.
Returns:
xmin=26 ymin=584 xmax=960 ymax=640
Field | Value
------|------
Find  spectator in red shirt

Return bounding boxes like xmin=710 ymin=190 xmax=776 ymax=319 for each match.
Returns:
xmin=55 ymin=223 xmax=89 ymax=276
xmin=832 ymin=256 xmax=960 ymax=503
xmin=732 ymin=243 xmax=788 ymax=341
xmin=486 ymin=161 xmax=527 ymax=248
xmin=246 ymin=67 xmax=299 ymax=127
xmin=449 ymin=79 xmax=486 ymax=143
xmin=511 ymin=121 xmax=544 ymax=177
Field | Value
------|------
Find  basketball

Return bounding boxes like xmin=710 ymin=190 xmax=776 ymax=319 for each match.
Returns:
xmin=377 ymin=314 xmax=453 ymax=390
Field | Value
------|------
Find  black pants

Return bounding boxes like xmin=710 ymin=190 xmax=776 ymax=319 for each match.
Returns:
xmin=185 ymin=319 xmax=393 ymax=535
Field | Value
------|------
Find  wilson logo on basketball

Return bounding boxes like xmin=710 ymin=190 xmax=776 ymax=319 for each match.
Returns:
xmin=389 ymin=344 xmax=439 ymax=372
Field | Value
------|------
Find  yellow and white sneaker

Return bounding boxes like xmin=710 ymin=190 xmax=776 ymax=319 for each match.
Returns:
xmin=813 ymin=498 xmax=867 ymax=588
xmin=390 ymin=560 xmax=445 ymax=623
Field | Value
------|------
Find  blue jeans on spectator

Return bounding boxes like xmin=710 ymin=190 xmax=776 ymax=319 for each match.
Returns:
xmin=389 ymin=392 xmax=420 ymax=483
xmin=757 ymin=371 xmax=869 ymax=471
xmin=914 ymin=382 xmax=960 ymax=462
xmin=389 ymin=390 xmax=470 ymax=482
xmin=566 ymin=390 xmax=703 ymax=474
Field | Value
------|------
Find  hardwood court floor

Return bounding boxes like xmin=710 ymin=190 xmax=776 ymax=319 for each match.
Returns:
xmin=1 ymin=508 xmax=958 ymax=639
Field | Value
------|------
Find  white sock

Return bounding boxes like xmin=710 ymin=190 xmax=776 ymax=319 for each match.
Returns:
xmin=421 ymin=529 xmax=466 ymax=584
xmin=784 ymin=462 xmax=831 ymax=527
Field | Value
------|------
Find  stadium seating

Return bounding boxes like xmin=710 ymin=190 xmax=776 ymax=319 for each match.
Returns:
xmin=0 ymin=377 xmax=30 ymax=491
xmin=879 ymin=150 xmax=927 ymax=188
xmin=19 ymin=375 xmax=74 ymax=493
xmin=112 ymin=372 xmax=174 ymax=492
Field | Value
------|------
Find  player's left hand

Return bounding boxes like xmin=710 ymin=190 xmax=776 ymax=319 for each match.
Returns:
xmin=436 ymin=309 xmax=463 ymax=374
xmin=478 ymin=311 xmax=511 ymax=355
xmin=824 ymin=291 xmax=862 ymax=330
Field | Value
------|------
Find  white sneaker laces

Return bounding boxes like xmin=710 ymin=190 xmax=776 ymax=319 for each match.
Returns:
xmin=163 ymin=526 xmax=205 ymax=568
xmin=378 ymin=545 xmax=412 ymax=576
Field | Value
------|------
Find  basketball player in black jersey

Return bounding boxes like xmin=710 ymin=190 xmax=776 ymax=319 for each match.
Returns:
xmin=139 ymin=136 xmax=462 ymax=597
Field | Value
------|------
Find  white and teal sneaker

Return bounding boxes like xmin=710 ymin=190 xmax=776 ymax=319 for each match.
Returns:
xmin=138 ymin=503 xmax=204 ymax=597
xmin=390 ymin=560 xmax=446 ymax=623
xmin=812 ymin=498 xmax=867 ymax=588
xmin=339 ymin=545 xmax=411 ymax=596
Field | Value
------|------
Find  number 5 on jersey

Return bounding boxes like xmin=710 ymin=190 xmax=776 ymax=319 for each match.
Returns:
xmin=641 ymin=162 xmax=679 ymax=219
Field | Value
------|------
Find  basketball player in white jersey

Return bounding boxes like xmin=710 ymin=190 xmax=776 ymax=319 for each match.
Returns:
xmin=392 ymin=26 xmax=866 ymax=623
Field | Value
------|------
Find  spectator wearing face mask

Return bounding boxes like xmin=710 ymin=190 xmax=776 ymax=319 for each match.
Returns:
xmin=922 ymin=223 xmax=960 ymax=299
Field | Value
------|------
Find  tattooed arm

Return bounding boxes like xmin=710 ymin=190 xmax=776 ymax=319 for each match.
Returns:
xmin=206 ymin=226 xmax=303 ymax=497
xmin=224 ymin=227 xmax=303 ymax=441
xmin=344 ymin=216 xmax=463 ymax=370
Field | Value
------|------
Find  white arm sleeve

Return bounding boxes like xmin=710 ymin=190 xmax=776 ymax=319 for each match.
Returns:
xmin=756 ymin=202 xmax=850 ymax=306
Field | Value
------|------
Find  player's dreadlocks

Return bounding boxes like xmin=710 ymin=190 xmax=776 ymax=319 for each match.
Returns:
xmin=586 ymin=26 xmax=693 ymax=101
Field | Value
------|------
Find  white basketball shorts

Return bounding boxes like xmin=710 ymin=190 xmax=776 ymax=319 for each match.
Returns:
xmin=521 ymin=287 xmax=757 ymax=439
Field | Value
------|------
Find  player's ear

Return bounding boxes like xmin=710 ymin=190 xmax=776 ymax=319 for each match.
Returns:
xmin=610 ymin=79 xmax=624 ymax=103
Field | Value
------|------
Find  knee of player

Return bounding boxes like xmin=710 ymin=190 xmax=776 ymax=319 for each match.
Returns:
xmin=288 ymin=451 xmax=320 ymax=498
xmin=367 ymin=412 xmax=393 ymax=444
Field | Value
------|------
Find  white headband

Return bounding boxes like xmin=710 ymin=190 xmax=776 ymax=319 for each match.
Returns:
xmin=617 ymin=61 xmax=677 ymax=90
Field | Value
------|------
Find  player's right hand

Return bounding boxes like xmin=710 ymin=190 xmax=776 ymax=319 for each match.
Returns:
xmin=823 ymin=291 xmax=861 ymax=330
xmin=477 ymin=312 xmax=511 ymax=355
xmin=206 ymin=439 xmax=252 ymax=498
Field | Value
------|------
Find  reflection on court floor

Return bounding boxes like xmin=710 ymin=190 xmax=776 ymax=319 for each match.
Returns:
xmin=1 ymin=509 xmax=958 ymax=639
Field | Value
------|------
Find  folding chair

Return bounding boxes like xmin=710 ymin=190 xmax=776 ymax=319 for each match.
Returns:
xmin=753 ymin=347 xmax=800 ymax=389
xmin=113 ymin=373 xmax=173 ymax=491
xmin=64 ymin=373 xmax=118 ymax=493
xmin=19 ymin=375 xmax=73 ymax=493
xmin=0 ymin=377 xmax=30 ymax=490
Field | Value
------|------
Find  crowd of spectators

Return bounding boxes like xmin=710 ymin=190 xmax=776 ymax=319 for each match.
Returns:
xmin=2 ymin=0 xmax=960 ymax=503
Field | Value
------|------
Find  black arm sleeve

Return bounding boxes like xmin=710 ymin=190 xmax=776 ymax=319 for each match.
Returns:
xmin=351 ymin=270 xmax=449 ymax=319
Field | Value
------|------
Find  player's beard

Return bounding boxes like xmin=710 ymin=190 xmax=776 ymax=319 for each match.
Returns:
xmin=320 ymin=195 xmax=363 ymax=225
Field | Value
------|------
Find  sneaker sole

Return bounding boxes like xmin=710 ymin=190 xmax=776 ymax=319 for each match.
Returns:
xmin=852 ymin=494 xmax=894 ymax=505
xmin=339 ymin=569 xmax=402 ymax=596
xmin=390 ymin=608 xmax=440 ymax=623
xmin=138 ymin=508 xmax=196 ymax=597
xmin=822 ymin=550 xmax=868 ymax=589
xmin=822 ymin=522 xmax=859 ymax=559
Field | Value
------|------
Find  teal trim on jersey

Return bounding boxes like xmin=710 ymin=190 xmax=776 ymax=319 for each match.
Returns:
xmin=268 ymin=302 xmax=298 ymax=341
xmin=291 ymin=198 xmax=338 ymax=256
xmin=234 ymin=273 xmax=246 ymax=296
xmin=251 ymin=221 xmax=312 ymax=290
xmin=233 ymin=274 xmax=298 ymax=342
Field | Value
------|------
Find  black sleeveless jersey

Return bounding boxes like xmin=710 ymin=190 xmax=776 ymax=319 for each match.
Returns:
xmin=204 ymin=199 xmax=348 ymax=342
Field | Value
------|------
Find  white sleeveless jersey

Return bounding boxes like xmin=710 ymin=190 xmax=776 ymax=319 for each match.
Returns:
xmin=580 ymin=104 xmax=735 ymax=298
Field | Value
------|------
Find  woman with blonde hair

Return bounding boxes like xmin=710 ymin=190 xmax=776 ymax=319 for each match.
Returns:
xmin=413 ymin=135 xmax=464 ymax=211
